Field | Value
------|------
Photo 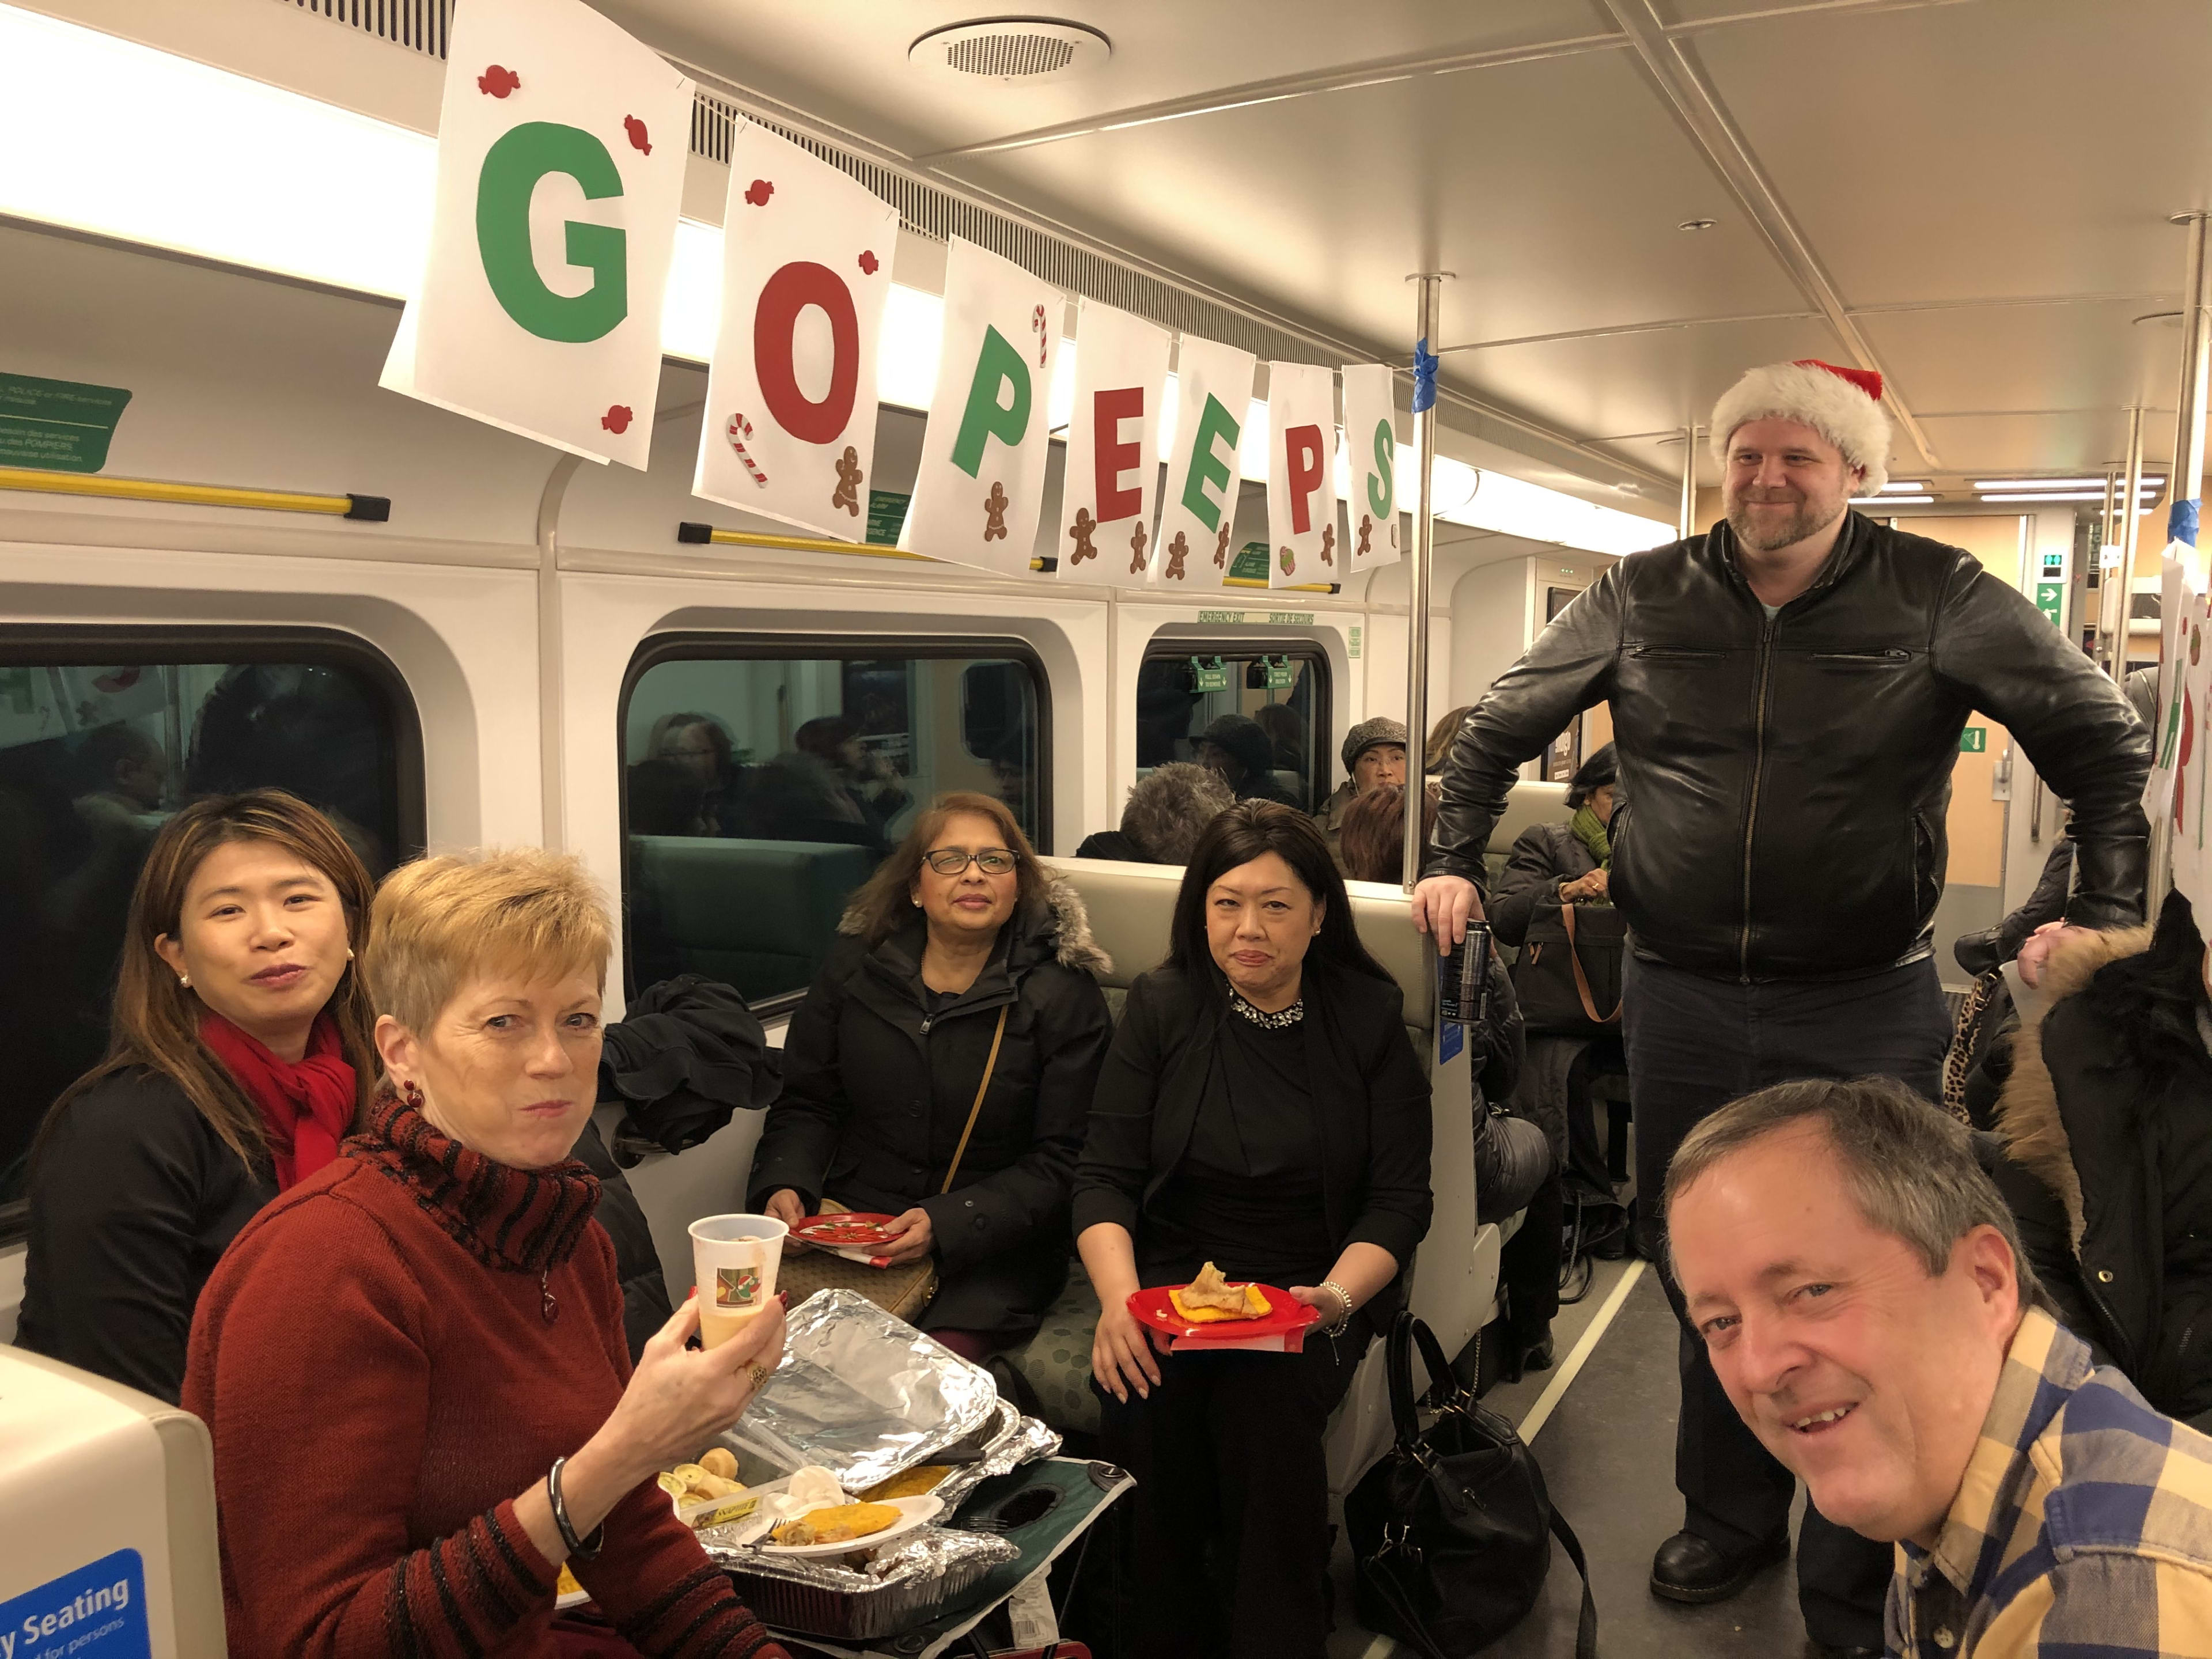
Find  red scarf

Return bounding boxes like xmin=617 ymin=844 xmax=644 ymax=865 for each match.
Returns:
xmin=200 ymin=1012 xmax=358 ymax=1190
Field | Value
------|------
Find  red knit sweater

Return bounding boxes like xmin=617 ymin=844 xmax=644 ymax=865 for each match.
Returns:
xmin=183 ymin=1098 xmax=786 ymax=1659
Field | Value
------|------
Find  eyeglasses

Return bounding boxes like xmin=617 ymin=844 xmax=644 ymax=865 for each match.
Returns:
xmin=923 ymin=847 xmax=1017 ymax=876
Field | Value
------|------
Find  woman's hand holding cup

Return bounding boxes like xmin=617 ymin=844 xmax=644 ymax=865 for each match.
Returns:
xmin=589 ymin=1294 xmax=786 ymax=1488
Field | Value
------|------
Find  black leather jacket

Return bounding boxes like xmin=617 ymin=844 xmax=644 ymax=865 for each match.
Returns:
xmin=1428 ymin=512 xmax=2150 ymax=980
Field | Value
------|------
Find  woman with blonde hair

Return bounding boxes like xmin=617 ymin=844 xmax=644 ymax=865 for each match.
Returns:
xmin=18 ymin=788 xmax=377 ymax=1402
xmin=184 ymin=849 xmax=789 ymax=1658
xmin=752 ymin=791 xmax=1111 ymax=1359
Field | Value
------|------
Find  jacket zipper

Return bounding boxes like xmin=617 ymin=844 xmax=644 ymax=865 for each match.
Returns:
xmin=1740 ymin=611 xmax=1778 ymax=980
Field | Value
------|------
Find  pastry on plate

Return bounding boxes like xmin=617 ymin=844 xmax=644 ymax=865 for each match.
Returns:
xmin=861 ymin=1465 xmax=949 ymax=1503
xmin=769 ymin=1501 xmax=902 ymax=1547
xmin=1168 ymin=1260 xmax=1270 ymax=1324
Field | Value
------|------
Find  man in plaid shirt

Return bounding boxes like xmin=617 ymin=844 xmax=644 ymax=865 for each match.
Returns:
xmin=1667 ymin=1077 xmax=2212 ymax=1657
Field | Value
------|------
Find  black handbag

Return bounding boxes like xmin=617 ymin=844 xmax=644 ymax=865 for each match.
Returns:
xmin=1511 ymin=899 xmax=1626 ymax=1040
xmin=1346 ymin=1314 xmax=1598 ymax=1659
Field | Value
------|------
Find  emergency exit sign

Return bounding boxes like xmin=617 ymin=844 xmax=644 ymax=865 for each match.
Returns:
xmin=2035 ymin=582 xmax=2065 ymax=626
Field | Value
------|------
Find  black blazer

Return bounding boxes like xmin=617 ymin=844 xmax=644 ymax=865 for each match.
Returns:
xmin=1073 ymin=959 xmax=1433 ymax=1306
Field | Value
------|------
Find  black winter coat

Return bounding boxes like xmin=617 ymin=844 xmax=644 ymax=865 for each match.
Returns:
xmin=1429 ymin=511 xmax=2150 ymax=979
xmin=1993 ymin=896 xmax=2212 ymax=1427
xmin=1490 ymin=822 xmax=1602 ymax=949
xmin=748 ymin=875 xmax=1112 ymax=1338
xmin=1071 ymin=959 xmax=1433 ymax=1318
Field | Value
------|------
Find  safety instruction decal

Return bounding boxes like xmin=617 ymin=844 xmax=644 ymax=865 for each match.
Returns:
xmin=1 ymin=1548 xmax=151 ymax=1659
xmin=0 ymin=374 xmax=131 ymax=474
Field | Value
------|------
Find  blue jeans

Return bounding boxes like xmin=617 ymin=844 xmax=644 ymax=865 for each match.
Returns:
xmin=1624 ymin=949 xmax=1952 ymax=1649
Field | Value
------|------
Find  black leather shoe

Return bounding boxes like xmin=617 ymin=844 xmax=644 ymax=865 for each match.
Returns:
xmin=1521 ymin=1335 xmax=1555 ymax=1373
xmin=1649 ymin=1529 xmax=1789 ymax=1604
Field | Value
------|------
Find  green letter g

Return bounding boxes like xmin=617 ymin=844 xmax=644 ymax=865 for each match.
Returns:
xmin=476 ymin=122 xmax=628 ymax=343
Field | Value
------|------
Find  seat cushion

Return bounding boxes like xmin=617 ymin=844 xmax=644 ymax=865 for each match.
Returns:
xmin=1007 ymin=1271 xmax=1103 ymax=1437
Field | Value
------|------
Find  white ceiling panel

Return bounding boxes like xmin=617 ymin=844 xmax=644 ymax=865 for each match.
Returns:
xmin=1907 ymin=410 xmax=2164 ymax=477
xmin=1856 ymin=297 xmax=2178 ymax=430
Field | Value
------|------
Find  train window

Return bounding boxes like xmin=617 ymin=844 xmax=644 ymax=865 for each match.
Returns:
xmin=1135 ymin=642 xmax=1331 ymax=813
xmin=619 ymin=638 xmax=1048 ymax=1011
xmin=0 ymin=631 xmax=423 ymax=1242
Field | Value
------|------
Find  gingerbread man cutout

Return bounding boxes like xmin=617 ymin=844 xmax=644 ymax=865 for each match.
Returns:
xmin=1357 ymin=514 xmax=1373 ymax=558
xmin=983 ymin=482 xmax=1010 ymax=542
xmin=1214 ymin=524 xmax=1232 ymax=568
xmin=1067 ymin=507 xmax=1098 ymax=564
xmin=1320 ymin=524 xmax=1336 ymax=566
xmin=1128 ymin=521 xmax=1150 ymax=574
xmin=1164 ymin=531 xmax=1190 ymax=581
xmin=831 ymin=446 xmax=863 ymax=516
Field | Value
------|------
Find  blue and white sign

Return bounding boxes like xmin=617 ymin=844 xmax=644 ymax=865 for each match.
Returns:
xmin=1 ymin=1551 xmax=150 ymax=1659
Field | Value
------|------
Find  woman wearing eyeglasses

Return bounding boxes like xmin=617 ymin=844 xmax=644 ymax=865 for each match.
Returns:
xmin=751 ymin=792 xmax=1112 ymax=1359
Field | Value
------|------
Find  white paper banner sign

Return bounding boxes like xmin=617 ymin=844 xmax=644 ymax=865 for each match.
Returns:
xmin=2176 ymin=585 xmax=2212 ymax=911
xmin=904 ymin=237 xmax=1063 ymax=575
xmin=692 ymin=120 xmax=898 ymax=537
xmin=1153 ymin=336 xmax=1256 ymax=589
xmin=380 ymin=0 xmax=693 ymax=468
xmin=2147 ymin=548 xmax=2192 ymax=821
xmin=1057 ymin=300 xmax=1172 ymax=586
xmin=1264 ymin=362 xmax=1339 ymax=589
xmin=1340 ymin=362 xmax=1403 ymax=574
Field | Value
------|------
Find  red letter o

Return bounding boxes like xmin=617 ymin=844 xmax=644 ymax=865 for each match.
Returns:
xmin=754 ymin=261 xmax=859 ymax=445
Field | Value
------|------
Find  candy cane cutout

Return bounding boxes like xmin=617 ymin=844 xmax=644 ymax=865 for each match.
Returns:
xmin=1032 ymin=304 xmax=1048 ymax=367
xmin=726 ymin=414 xmax=768 ymax=486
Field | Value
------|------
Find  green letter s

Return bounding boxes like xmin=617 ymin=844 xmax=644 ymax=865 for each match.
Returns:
xmin=1180 ymin=394 xmax=1242 ymax=531
xmin=1368 ymin=417 xmax=1395 ymax=518
xmin=950 ymin=326 xmax=1032 ymax=477
xmin=476 ymin=122 xmax=628 ymax=343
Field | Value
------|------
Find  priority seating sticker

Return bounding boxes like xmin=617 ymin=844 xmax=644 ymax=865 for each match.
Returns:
xmin=0 ymin=1550 xmax=150 ymax=1659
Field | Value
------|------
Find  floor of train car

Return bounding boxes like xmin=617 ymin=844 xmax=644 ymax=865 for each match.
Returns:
xmin=1324 ymin=1257 xmax=1813 ymax=1659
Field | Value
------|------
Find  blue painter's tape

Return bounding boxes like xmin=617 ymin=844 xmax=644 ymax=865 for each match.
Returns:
xmin=1412 ymin=336 xmax=1439 ymax=415
xmin=0 ymin=1549 xmax=150 ymax=1659
xmin=2173 ymin=497 xmax=2201 ymax=548
xmin=1438 ymin=1020 xmax=1465 ymax=1066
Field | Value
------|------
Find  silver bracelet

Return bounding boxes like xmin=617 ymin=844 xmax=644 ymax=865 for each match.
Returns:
xmin=1320 ymin=1281 xmax=1355 ymax=1335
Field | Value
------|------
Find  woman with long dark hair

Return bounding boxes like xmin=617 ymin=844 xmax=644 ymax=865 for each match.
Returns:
xmin=17 ymin=789 xmax=378 ymax=1401
xmin=751 ymin=791 xmax=1112 ymax=1358
xmin=1073 ymin=800 xmax=1433 ymax=1659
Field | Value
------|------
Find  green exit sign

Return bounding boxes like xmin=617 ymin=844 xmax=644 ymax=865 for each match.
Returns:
xmin=1230 ymin=541 xmax=1271 ymax=583
xmin=1190 ymin=656 xmax=1229 ymax=692
xmin=1258 ymin=655 xmax=1296 ymax=690
xmin=1960 ymin=726 xmax=1987 ymax=753
xmin=2035 ymin=581 xmax=2065 ymax=626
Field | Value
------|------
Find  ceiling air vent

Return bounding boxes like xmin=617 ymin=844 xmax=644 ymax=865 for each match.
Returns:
xmin=908 ymin=19 xmax=1110 ymax=83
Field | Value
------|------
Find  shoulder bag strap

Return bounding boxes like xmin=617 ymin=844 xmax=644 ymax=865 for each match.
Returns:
xmin=1550 ymin=1508 xmax=1601 ymax=1659
xmin=1560 ymin=903 xmax=1623 ymax=1025
xmin=940 ymin=1005 xmax=1010 ymax=1194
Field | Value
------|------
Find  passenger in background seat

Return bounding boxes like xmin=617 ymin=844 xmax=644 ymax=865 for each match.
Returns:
xmin=1073 ymin=760 xmax=1233 ymax=863
xmin=1311 ymin=715 xmax=1408 ymax=869
xmin=17 ymin=790 xmax=376 ymax=1403
xmin=1075 ymin=801 xmax=1432 ymax=1659
xmin=752 ymin=791 xmax=1112 ymax=1361
xmin=1193 ymin=713 xmax=1300 ymax=806
xmin=1424 ymin=704 xmax=1477 ymax=780
xmin=646 ymin=710 xmax=745 ymax=836
xmin=1341 ymin=783 xmax=1561 ymax=1380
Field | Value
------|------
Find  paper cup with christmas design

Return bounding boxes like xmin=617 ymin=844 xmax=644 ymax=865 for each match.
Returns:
xmin=688 ymin=1213 xmax=788 ymax=1349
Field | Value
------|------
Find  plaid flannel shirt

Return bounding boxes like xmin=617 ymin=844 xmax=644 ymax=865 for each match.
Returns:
xmin=1890 ymin=1307 xmax=2212 ymax=1658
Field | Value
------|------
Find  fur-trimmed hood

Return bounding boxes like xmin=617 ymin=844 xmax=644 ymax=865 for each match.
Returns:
xmin=1993 ymin=923 xmax=2150 ymax=1250
xmin=838 ymin=867 xmax=1111 ymax=977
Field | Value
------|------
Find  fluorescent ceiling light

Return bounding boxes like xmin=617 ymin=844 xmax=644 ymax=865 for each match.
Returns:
xmin=1973 ymin=478 xmax=2164 ymax=491
xmin=1438 ymin=468 xmax=1671 ymax=556
xmin=1877 ymin=480 xmax=1932 ymax=493
xmin=1854 ymin=495 xmax=1936 ymax=505
xmin=1977 ymin=491 xmax=2139 ymax=503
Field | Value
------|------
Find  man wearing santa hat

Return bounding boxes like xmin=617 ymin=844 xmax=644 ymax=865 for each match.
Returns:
xmin=1413 ymin=358 xmax=2150 ymax=1656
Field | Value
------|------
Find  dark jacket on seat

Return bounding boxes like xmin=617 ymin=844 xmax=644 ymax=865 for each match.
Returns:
xmin=1427 ymin=511 xmax=2150 ymax=979
xmin=1071 ymin=959 xmax=1433 ymax=1319
xmin=1992 ymin=895 xmax=2212 ymax=1427
xmin=748 ymin=873 xmax=1113 ymax=1337
xmin=1490 ymin=822 xmax=1602 ymax=949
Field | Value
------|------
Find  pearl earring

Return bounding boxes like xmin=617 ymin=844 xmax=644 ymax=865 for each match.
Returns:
xmin=179 ymin=974 xmax=191 ymax=990
xmin=346 ymin=948 xmax=355 ymax=961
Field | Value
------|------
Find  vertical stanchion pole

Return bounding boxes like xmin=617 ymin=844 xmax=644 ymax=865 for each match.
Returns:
xmin=1403 ymin=273 xmax=1446 ymax=893
xmin=2119 ymin=404 xmax=2147 ymax=677
xmin=2149 ymin=213 xmax=2211 ymax=905
xmin=2099 ymin=468 xmax=2119 ymax=675
xmin=1676 ymin=425 xmax=1698 ymax=542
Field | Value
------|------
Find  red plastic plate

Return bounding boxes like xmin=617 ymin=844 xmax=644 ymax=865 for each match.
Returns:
xmin=792 ymin=1212 xmax=902 ymax=1248
xmin=1126 ymin=1283 xmax=1321 ymax=1343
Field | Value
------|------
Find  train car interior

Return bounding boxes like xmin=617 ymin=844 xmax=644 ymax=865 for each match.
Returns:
xmin=2 ymin=1 xmax=2209 ymax=1654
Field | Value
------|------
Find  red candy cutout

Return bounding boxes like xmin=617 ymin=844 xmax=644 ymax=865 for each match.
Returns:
xmin=858 ymin=250 xmax=880 ymax=276
xmin=601 ymin=406 xmax=634 ymax=435
xmin=743 ymin=179 xmax=775 ymax=207
xmin=623 ymin=115 xmax=650 ymax=155
xmin=477 ymin=65 xmax=520 ymax=97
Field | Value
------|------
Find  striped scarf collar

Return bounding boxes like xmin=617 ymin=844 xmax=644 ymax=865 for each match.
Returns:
xmin=353 ymin=1090 xmax=600 ymax=1275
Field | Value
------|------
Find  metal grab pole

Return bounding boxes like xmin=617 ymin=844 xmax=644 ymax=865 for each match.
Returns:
xmin=1676 ymin=426 xmax=1698 ymax=542
xmin=1403 ymin=273 xmax=1445 ymax=893
xmin=2118 ymin=405 xmax=2147 ymax=676
xmin=2149 ymin=214 xmax=2210 ymax=906
xmin=2098 ymin=468 xmax=2119 ymax=675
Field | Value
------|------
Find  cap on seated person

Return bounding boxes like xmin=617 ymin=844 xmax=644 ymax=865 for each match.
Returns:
xmin=1665 ymin=1077 xmax=2212 ymax=1652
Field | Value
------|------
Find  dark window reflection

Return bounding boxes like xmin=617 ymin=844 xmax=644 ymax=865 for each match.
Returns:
xmin=1135 ymin=650 xmax=1327 ymax=813
xmin=622 ymin=653 xmax=1044 ymax=1005
xmin=0 ymin=654 xmax=414 ymax=1226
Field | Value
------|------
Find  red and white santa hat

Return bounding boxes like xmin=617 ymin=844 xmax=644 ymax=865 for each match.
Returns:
xmin=1709 ymin=359 xmax=1891 ymax=494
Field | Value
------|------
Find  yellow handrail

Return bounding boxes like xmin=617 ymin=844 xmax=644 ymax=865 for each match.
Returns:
xmin=675 ymin=521 xmax=1337 ymax=593
xmin=0 ymin=467 xmax=388 ymax=520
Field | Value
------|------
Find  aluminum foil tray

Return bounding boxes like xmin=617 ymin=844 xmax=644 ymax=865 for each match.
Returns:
xmin=710 ymin=1526 xmax=1019 ymax=1642
xmin=731 ymin=1289 xmax=1000 ymax=1491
